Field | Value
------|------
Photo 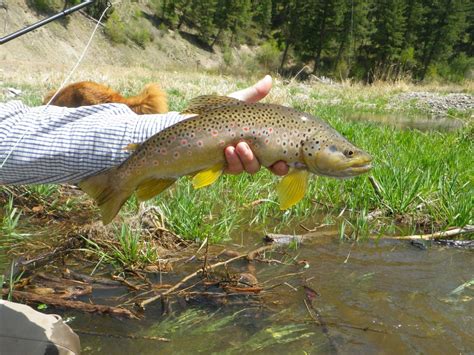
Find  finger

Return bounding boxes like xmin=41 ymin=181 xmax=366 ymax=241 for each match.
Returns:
xmin=235 ymin=142 xmax=260 ymax=174
xmin=224 ymin=146 xmax=244 ymax=174
xmin=228 ymin=75 xmax=272 ymax=103
xmin=269 ymin=161 xmax=289 ymax=176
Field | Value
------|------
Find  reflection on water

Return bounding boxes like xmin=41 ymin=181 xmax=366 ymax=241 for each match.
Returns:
xmin=345 ymin=112 xmax=464 ymax=132
xmin=70 ymin=232 xmax=473 ymax=354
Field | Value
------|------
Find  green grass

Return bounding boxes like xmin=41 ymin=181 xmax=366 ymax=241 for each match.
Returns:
xmin=0 ymin=196 xmax=31 ymax=247
xmin=82 ymin=223 xmax=160 ymax=269
xmin=1 ymin=72 xmax=473 ymax=248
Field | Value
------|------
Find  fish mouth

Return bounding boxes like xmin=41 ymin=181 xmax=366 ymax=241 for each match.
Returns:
xmin=313 ymin=153 xmax=373 ymax=178
xmin=342 ymin=162 xmax=373 ymax=176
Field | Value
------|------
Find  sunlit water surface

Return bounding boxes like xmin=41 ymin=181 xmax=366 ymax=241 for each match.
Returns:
xmin=65 ymin=231 xmax=473 ymax=354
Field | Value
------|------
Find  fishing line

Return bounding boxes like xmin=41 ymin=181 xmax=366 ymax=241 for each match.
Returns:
xmin=0 ymin=1 xmax=113 ymax=170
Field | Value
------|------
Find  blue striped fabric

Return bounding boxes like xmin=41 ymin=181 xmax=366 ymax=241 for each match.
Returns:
xmin=0 ymin=101 xmax=186 ymax=185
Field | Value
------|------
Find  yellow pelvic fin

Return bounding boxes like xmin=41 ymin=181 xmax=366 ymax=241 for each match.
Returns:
xmin=136 ymin=178 xmax=176 ymax=201
xmin=276 ymin=169 xmax=309 ymax=210
xmin=181 ymin=95 xmax=243 ymax=115
xmin=123 ymin=143 xmax=141 ymax=151
xmin=78 ymin=167 xmax=133 ymax=225
xmin=192 ymin=162 xmax=224 ymax=189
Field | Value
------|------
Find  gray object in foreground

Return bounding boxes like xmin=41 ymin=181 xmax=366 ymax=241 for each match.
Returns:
xmin=0 ymin=300 xmax=80 ymax=354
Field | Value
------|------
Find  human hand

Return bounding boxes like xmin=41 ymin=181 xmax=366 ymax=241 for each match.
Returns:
xmin=224 ymin=75 xmax=289 ymax=176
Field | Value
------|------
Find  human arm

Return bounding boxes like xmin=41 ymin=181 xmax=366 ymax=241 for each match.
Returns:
xmin=0 ymin=76 xmax=288 ymax=185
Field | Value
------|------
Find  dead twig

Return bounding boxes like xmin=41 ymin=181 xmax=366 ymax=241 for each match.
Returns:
xmin=2 ymin=288 xmax=138 ymax=319
xmin=392 ymin=225 xmax=474 ymax=240
xmin=111 ymin=275 xmax=144 ymax=291
xmin=139 ymin=245 xmax=275 ymax=309
xmin=63 ymin=269 xmax=122 ymax=287
xmin=368 ymin=175 xmax=384 ymax=200
xmin=299 ymin=223 xmax=330 ymax=232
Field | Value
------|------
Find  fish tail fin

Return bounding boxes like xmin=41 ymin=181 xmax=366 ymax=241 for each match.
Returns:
xmin=78 ymin=168 xmax=133 ymax=225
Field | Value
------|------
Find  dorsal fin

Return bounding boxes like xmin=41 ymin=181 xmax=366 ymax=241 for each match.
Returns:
xmin=123 ymin=143 xmax=141 ymax=151
xmin=181 ymin=95 xmax=244 ymax=115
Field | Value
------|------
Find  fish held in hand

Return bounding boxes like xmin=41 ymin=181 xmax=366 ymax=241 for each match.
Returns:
xmin=79 ymin=95 xmax=373 ymax=224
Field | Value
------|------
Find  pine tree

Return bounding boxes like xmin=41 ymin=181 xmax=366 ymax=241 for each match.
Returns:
xmin=298 ymin=0 xmax=345 ymax=74
xmin=188 ymin=0 xmax=218 ymax=43
xmin=271 ymin=0 xmax=309 ymax=70
xmin=418 ymin=0 xmax=469 ymax=80
xmin=367 ymin=0 xmax=407 ymax=80
xmin=252 ymin=0 xmax=273 ymax=36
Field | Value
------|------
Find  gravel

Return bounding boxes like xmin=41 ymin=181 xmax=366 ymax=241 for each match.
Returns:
xmin=389 ymin=92 xmax=474 ymax=116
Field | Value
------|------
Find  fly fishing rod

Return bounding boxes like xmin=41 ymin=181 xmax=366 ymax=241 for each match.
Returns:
xmin=0 ymin=0 xmax=96 ymax=45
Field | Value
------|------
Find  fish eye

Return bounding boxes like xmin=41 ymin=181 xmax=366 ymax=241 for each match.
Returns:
xmin=344 ymin=149 xmax=354 ymax=157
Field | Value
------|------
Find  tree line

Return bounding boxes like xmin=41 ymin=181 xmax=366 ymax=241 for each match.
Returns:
xmin=154 ymin=0 xmax=473 ymax=82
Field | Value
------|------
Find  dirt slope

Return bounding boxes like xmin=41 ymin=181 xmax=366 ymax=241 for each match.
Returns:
xmin=0 ymin=1 xmax=228 ymax=80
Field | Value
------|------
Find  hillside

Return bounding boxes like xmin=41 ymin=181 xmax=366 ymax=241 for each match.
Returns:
xmin=0 ymin=1 xmax=237 ymax=82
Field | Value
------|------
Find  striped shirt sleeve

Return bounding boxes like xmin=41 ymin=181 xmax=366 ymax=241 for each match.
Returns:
xmin=0 ymin=101 xmax=187 ymax=185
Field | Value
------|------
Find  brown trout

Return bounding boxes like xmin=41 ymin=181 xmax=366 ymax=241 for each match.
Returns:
xmin=80 ymin=95 xmax=373 ymax=224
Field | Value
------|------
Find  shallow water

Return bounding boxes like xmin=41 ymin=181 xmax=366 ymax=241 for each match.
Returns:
xmin=344 ymin=112 xmax=464 ymax=131
xmin=63 ymin=230 xmax=473 ymax=354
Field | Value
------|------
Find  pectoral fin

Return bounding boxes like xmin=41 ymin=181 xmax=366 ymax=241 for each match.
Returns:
xmin=192 ymin=163 xmax=224 ymax=189
xmin=136 ymin=178 xmax=176 ymax=201
xmin=276 ymin=169 xmax=309 ymax=210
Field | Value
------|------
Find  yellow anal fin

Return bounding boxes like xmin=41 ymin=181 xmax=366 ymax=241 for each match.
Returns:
xmin=276 ymin=169 xmax=309 ymax=210
xmin=192 ymin=163 xmax=224 ymax=189
xmin=136 ymin=178 xmax=176 ymax=201
xmin=123 ymin=143 xmax=141 ymax=151
xmin=78 ymin=167 xmax=133 ymax=225
xmin=181 ymin=95 xmax=243 ymax=115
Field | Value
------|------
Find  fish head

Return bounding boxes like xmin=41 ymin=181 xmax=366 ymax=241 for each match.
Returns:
xmin=303 ymin=131 xmax=373 ymax=178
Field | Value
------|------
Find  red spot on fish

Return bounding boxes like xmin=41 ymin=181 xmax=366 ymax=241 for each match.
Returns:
xmin=219 ymin=140 xmax=225 ymax=147
xmin=265 ymin=138 xmax=270 ymax=145
xmin=212 ymin=130 xmax=218 ymax=137
xmin=268 ymin=127 xmax=273 ymax=134
xmin=197 ymin=140 xmax=203 ymax=147
xmin=160 ymin=148 xmax=167 ymax=155
xmin=170 ymin=136 xmax=176 ymax=141
xmin=181 ymin=139 xmax=188 ymax=146
xmin=243 ymin=127 xmax=249 ymax=132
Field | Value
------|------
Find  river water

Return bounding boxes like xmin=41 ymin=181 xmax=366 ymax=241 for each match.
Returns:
xmin=344 ymin=112 xmax=465 ymax=132
xmin=67 ymin=230 xmax=473 ymax=354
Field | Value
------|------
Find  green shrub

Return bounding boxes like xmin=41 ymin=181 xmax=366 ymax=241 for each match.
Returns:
xmin=28 ymin=0 xmax=62 ymax=13
xmin=425 ymin=53 xmax=474 ymax=83
xmin=222 ymin=44 xmax=233 ymax=67
xmin=127 ymin=27 xmax=152 ymax=48
xmin=104 ymin=12 xmax=127 ymax=44
xmin=256 ymin=39 xmax=281 ymax=72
